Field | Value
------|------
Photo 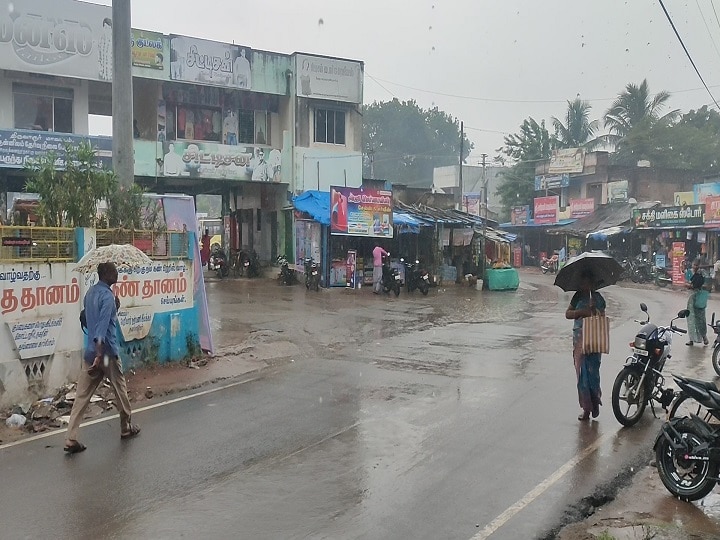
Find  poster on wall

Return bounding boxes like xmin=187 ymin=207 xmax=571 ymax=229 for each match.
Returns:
xmin=672 ymin=241 xmax=685 ymax=285
xmin=510 ymin=205 xmax=529 ymax=225
xmin=295 ymin=219 xmax=322 ymax=269
xmin=296 ymin=54 xmax=363 ymax=104
xmin=705 ymin=196 xmax=720 ymax=227
xmin=170 ymin=35 xmax=252 ymax=89
xmin=330 ymin=186 xmax=393 ymax=238
xmin=674 ymin=191 xmax=696 ymax=206
xmin=607 ymin=180 xmax=629 ymax=203
xmin=462 ymin=194 xmax=481 ymax=216
xmin=694 ymin=182 xmax=720 ymax=204
xmin=548 ymin=148 xmax=584 ymax=174
xmin=533 ymin=196 xmax=558 ymax=225
xmin=570 ymin=198 xmax=595 ymax=218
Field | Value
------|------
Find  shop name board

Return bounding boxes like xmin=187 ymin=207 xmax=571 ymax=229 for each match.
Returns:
xmin=0 ymin=129 xmax=112 ymax=169
xmin=570 ymin=198 xmax=595 ymax=218
xmin=633 ymin=205 xmax=705 ymax=228
xmin=705 ymin=196 xmax=720 ymax=227
xmin=548 ymin=148 xmax=584 ymax=174
xmin=534 ymin=174 xmax=569 ymax=191
xmin=296 ymin=54 xmax=362 ymax=104
xmin=170 ymin=35 xmax=252 ymax=89
xmin=132 ymin=30 xmax=164 ymax=70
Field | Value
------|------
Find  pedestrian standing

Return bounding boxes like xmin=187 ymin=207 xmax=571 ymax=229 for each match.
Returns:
xmin=372 ymin=244 xmax=389 ymax=294
xmin=64 ymin=262 xmax=140 ymax=453
xmin=686 ymin=260 xmax=709 ymax=346
xmin=565 ymin=269 xmax=606 ymax=421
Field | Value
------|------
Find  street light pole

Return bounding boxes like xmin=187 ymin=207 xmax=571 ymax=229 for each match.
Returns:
xmin=112 ymin=0 xmax=134 ymax=188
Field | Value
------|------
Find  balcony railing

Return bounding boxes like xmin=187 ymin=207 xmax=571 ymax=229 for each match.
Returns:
xmin=96 ymin=229 xmax=188 ymax=260
xmin=0 ymin=226 xmax=76 ymax=263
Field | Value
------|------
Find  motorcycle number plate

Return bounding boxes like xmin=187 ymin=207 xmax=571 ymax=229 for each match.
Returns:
xmin=311 ymin=271 xmax=318 ymax=275
xmin=244 ymin=262 xmax=249 ymax=266
xmin=422 ymin=275 xmax=429 ymax=280
xmin=632 ymin=347 xmax=649 ymax=356
xmin=394 ymin=275 xmax=401 ymax=280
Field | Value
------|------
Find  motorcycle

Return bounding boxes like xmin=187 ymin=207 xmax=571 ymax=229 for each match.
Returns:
xmin=381 ymin=256 xmax=401 ymax=297
xmin=540 ymin=254 xmax=558 ymax=274
xmin=401 ymin=258 xmax=429 ymax=295
xmin=708 ymin=313 xmax=720 ymax=377
xmin=304 ymin=257 xmax=320 ymax=291
xmin=653 ymin=265 xmax=673 ymax=288
xmin=631 ymin=256 xmax=652 ymax=283
xmin=238 ymin=249 xmax=261 ymax=278
xmin=276 ymin=255 xmax=294 ymax=285
xmin=654 ymin=374 xmax=720 ymax=501
xmin=611 ymin=303 xmax=689 ymax=427
xmin=209 ymin=246 xmax=229 ymax=278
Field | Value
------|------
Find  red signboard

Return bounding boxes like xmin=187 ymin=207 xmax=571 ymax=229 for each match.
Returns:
xmin=570 ymin=198 xmax=595 ymax=218
xmin=533 ymin=196 xmax=559 ymax=225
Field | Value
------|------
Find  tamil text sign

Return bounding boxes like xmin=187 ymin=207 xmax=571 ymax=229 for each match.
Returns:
xmin=0 ymin=129 xmax=112 ymax=169
xmin=330 ymin=186 xmax=393 ymax=238
xmin=570 ymin=198 xmax=595 ymax=218
xmin=510 ymin=205 xmax=529 ymax=225
xmin=296 ymin=54 xmax=363 ymax=104
xmin=533 ymin=196 xmax=558 ymax=225
xmin=548 ymin=148 xmax=584 ymax=174
xmin=170 ymin=35 xmax=252 ymax=89
xmin=705 ymin=196 xmax=720 ymax=227
xmin=534 ymin=174 xmax=569 ymax=191
xmin=132 ymin=29 xmax=165 ymax=70
xmin=633 ymin=205 xmax=705 ymax=228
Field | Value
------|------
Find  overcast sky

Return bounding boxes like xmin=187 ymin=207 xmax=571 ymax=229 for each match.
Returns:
xmin=91 ymin=0 xmax=720 ymax=164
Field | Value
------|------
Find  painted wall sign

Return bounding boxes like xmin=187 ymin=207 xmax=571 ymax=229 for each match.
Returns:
xmin=170 ymin=35 xmax=252 ymax=89
xmin=8 ymin=315 xmax=64 ymax=359
xmin=296 ymin=53 xmax=363 ymax=104
xmin=0 ymin=129 xmax=112 ymax=169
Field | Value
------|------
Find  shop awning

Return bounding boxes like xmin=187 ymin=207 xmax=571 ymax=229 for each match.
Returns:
xmin=550 ymin=201 xmax=659 ymax=236
xmin=393 ymin=211 xmax=422 ymax=234
xmin=587 ymin=225 xmax=632 ymax=240
xmin=499 ymin=218 xmax=577 ymax=229
xmin=293 ymin=191 xmax=330 ymax=225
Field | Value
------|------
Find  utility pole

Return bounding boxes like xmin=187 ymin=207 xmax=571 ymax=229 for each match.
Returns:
xmin=458 ymin=121 xmax=464 ymax=211
xmin=481 ymin=153 xmax=488 ymax=219
xmin=481 ymin=152 xmax=487 ymax=279
xmin=112 ymin=0 xmax=134 ymax=188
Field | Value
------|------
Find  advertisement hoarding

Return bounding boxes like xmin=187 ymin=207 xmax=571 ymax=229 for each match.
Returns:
xmin=170 ymin=35 xmax=252 ymax=89
xmin=533 ymin=196 xmax=559 ymax=225
xmin=674 ymin=191 xmax=696 ymax=206
xmin=330 ymin=187 xmax=393 ymax=238
xmin=548 ymin=148 xmax=584 ymax=174
xmin=510 ymin=205 xmax=529 ymax=225
xmin=534 ymin=174 xmax=569 ymax=191
xmin=705 ymin=196 xmax=720 ymax=227
xmin=132 ymin=29 xmax=165 ymax=70
xmin=0 ymin=129 xmax=112 ymax=169
xmin=694 ymin=182 xmax=720 ymax=204
xmin=296 ymin=54 xmax=363 ymax=104
xmin=607 ymin=180 xmax=629 ymax=203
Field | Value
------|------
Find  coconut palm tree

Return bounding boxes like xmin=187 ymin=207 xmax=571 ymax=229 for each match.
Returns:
xmin=552 ymin=98 xmax=600 ymax=149
xmin=603 ymin=79 xmax=678 ymax=147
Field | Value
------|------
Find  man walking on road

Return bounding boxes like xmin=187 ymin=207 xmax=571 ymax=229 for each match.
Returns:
xmin=64 ymin=262 xmax=140 ymax=453
xmin=372 ymin=244 xmax=389 ymax=294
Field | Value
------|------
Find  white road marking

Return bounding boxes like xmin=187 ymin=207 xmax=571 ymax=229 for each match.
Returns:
xmin=471 ymin=431 xmax=611 ymax=540
xmin=0 ymin=375 xmax=262 ymax=451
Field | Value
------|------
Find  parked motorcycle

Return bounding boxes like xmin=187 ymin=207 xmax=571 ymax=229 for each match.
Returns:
xmin=707 ymin=313 xmax=720 ymax=377
xmin=401 ymin=258 xmax=429 ymax=295
xmin=653 ymin=265 xmax=673 ymax=288
xmin=304 ymin=257 xmax=320 ymax=291
xmin=209 ymin=246 xmax=229 ymax=278
xmin=276 ymin=255 xmax=294 ymax=285
xmin=654 ymin=374 xmax=720 ymax=501
xmin=540 ymin=254 xmax=558 ymax=274
xmin=238 ymin=249 xmax=261 ymax=278
xmin=611 ymin=303 xmax=689 ymax=426
xmin=631 ymin=256 xmax=652 ymax=283
xmin=381 ymin=256 xmax=401 ymax=296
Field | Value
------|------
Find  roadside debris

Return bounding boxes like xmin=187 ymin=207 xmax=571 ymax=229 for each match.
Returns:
xmin=5 ymin=414 xmax=26 ymax=428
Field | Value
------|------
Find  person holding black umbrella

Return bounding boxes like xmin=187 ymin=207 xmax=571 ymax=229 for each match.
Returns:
xmin=565 ymin=268 xmax=606 ymax=421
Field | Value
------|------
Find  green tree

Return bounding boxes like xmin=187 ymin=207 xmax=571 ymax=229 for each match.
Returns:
xmin=24 ymin=141 xmax=117 ymax=227
xmin=552 ymin=98 xmax=600 ymax=149
xmin=603 ymin=79 xmax=678 ymax=147
xmin=496 ymin=118 xmax=553 ymax=216
xmin=363 ymin=99 xmax=473 ymax=187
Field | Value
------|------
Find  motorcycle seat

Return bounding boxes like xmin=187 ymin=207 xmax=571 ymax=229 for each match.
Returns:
xmin=683 ymin=377 xmax=718 ymax=392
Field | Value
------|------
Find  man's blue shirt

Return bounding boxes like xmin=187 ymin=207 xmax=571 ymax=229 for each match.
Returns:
xmin=83 ymin=281 xmax=118 ymax=363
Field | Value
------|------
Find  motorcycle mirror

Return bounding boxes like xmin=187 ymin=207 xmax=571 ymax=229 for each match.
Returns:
xmin=640 ymin=303 xmax=648 ymax=312
xmin=678 ymin=309 xmax=690 ymax=318
xmin=415 ymin=260 xmax=420 ymax=264
xmin=400 ymin=258 xmax=405 ymax=262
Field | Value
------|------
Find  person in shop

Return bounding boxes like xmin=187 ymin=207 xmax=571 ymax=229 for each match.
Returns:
xmin=372 ymin=243 xmax=389 ymax=294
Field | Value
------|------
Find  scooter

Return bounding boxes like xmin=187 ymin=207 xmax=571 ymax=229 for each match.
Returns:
xmin=276 ymin=255 xmax=294 ymax=285
xmin=540 ymin=255 xmax=558 ymax=274
xmin=401 ymin=258 xmax=429 ymax=295
xmin=209 ymin=246 xmax=229 ymax=278
xmin=381 ymin=256 xmax=401 ymax=297
xmin=304 ymin=257 xmax=320 ymax=291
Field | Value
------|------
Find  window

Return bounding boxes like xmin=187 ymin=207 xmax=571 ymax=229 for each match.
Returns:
xmin=314 ymin=108 xmax=345 ymax=145
xmin=238 ymin=109 xmax=270 ymax=145
xmin=13 ymin=84 xmax=73 ymax=133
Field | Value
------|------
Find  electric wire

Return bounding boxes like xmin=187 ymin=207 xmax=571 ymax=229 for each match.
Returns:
xmin=658 ymin=0 xmax=720 ymax=110
xmin=695 ymin=0 xmax=720 ymax=63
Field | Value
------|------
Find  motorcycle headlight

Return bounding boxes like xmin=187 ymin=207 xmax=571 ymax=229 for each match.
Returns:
xmin=634 ymin=337 xmax=647 ymax=349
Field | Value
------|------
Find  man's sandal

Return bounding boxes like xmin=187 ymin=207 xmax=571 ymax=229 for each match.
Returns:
xmin=120 ymin=424 xmax=141 ymax=440
xmin=63 ymin=441 xmax=87 ymax=454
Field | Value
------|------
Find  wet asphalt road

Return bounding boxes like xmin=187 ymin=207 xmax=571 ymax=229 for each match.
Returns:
xmin=2 ymin=271 xmax=720 ymax=539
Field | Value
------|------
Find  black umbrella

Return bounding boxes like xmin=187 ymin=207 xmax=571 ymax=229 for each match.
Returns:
xmin=553 ymin=251 xmax=624 ymax=292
